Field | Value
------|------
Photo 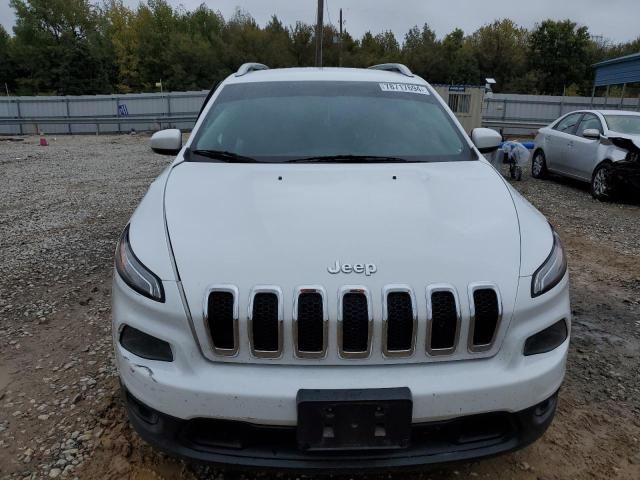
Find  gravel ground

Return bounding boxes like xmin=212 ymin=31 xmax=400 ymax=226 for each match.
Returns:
xmin=1 ymin=135 xmax=639 ymax=480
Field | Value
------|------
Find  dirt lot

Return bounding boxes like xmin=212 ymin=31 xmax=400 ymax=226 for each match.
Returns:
xmin=1 ymin=135 xmax=639 ymax=480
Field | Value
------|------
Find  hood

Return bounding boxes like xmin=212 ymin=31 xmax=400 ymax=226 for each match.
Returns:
xmin=607 ymin=132 xmax=640 ymax=154
xmin=164 ymin=161 xmax=521 ymax=331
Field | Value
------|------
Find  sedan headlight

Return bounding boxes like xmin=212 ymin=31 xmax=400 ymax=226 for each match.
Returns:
xmin=115 ymin=225 xmax=165 ymax=302
xmin=531 ymin=228 xmax=567 ymax=298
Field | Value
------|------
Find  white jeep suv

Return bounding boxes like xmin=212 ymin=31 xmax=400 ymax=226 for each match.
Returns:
xmin=112 ymin=63 xmax=570 ymax=470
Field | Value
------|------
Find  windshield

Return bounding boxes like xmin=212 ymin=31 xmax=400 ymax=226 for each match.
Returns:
xmin=189 ymin=81 xmax=475 ymax=163
xmin=604 ymin=115 xmax=640 ymax=135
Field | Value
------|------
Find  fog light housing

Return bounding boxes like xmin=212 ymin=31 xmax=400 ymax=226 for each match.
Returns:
xmin=524 ymin=319 xmax=568 ymax=356
xmin=120 ymin=325 xmax=173 ymax=362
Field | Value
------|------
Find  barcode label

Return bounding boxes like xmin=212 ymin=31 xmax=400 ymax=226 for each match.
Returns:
xmin=379 ymin=83 xmax=430 ymax=95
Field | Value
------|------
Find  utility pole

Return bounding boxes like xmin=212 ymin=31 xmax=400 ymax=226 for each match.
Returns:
xmin=339 ymin=8 xmax=343 ymax=67
xmin=315 ymin=0 xmax=324 ymax=67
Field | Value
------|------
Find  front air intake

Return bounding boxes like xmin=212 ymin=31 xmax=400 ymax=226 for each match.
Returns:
xmin=428 ymin=290 xmax=459 ymax=352
xmin=206 ymin=291 xmax=236 ymax=352
xmin=385 ymin=291 xmax=414 ymax=353
xmin=296 ymin=291 xmax=325 ymax=355
xmin=471 ymin=288 xmax=500 ymax=349
xmin=340 ymin=291 xmax=370 ymax=356
xmin=251 ymin=292 xmax=280 ymax=355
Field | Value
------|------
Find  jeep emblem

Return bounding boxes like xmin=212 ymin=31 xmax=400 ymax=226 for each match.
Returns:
xmin=327 ymin=261 xmax=377 ymax=276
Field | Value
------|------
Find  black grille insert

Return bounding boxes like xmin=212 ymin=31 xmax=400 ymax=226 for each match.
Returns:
xmin=472 ymin=289 xmax=500 ymax=347
xmin=207 ymin=291 xmax=235 ymax=350
xmin=296 ymin=292 xmax=324 ymax=353
xmin=251 ymin=292 xmax=280 ymax=352
xmin=386 ymin=292 xmax=414 ymax=352
xmin=341 ymin=292 xmax=369 ymax=353
xmin=429 ymin=291 xmax=458 ymax=351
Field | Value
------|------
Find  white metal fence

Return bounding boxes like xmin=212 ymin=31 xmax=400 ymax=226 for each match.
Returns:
xmin=483 ymin=93 xmax=640 ymax=136
xmin=0 ymin=91 xmax=209 ymax=135
xmin=2 ymin=90 xmax=640 ymax=136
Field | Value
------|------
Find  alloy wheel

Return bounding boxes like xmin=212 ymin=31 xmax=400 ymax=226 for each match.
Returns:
xmin=592 ymin=167 xmax=608 ymax=197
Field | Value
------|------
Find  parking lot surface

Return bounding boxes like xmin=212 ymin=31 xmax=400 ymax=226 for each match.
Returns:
xmin=1 ymin=135 xmax=639 ymax=479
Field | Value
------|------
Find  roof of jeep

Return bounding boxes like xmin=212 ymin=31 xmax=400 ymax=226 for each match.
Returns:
xmin=223 ymin=67 xmax=430 ymax=85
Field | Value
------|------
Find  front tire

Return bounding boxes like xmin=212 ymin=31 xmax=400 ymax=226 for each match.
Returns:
xmin=591 ymin=163 xmax=614 ymax=201
xmin=531 ymin=150 xmax=548 ymax=179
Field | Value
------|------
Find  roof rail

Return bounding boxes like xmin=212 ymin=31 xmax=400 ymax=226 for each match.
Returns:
xmin=368 ymin=63 xmax=414 ymax=77
xmin=235 ymin=63 xmax=270 ymax=77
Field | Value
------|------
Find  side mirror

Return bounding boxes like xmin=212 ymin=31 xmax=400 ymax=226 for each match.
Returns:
xmin=582 ymin=129 xmax=601 ymax=140
xmin=150 ymin=129 xmax=182 ymax=155
xmin=471 ymin=128 xmax=502 ymax=154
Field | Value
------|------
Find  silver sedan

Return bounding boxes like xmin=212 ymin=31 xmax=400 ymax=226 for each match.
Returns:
xmin=532 ymin=110 xmax=640 ymax=200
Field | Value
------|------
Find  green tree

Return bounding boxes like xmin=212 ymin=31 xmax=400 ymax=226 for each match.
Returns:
xmin=402 ymin=24 xmax=445 ymax=82
xmin=262 ymin=15 xmax=295 ymax=67
xmin=222 ymin=8 xmax=267 ymax=72
xmin=440 ymin=29 xmax=479 ymax=84
xmin=289 ymin=21 xmax=314 ymax=66
xmin=470 ymin=19 xmax=528 ymax=92
xmin=10 ymin=0 xmax=113 ymax=94
xmin=0 ymin=26 xmax=16 ymax=94
xmin=527 ymin=19 xmax=591 ymax=95
xmin=6 ymin=1 xmax=635 ymax=96
xmin=355 ymin=30 xmax=400 ymax=66
xmin=167 ymin=5 xmax=226 ymax=90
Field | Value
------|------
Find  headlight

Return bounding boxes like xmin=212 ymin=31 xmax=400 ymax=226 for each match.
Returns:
xmin=115 ymin=225 xmax=165 ymax=302
xmin=531 ymin=228 xmax=567 ymax=298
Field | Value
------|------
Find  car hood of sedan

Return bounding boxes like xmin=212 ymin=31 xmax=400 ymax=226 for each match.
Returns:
xmin=164 ymin=160 xmax=522 ymax=321
xmin=607 ymin=132 xmax=640 ymax=154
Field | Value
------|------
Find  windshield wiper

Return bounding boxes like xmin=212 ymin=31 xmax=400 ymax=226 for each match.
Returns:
xmin=189 ymin=149 xmax=260 ymax=163
xmin=287 ymin=155 xmax=413 ymax=164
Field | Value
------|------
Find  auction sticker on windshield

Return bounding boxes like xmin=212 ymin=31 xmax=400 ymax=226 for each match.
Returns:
xmin=379 ymin=83 xmax=430 ymax=95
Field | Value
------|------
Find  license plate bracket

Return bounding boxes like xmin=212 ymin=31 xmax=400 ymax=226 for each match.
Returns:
xmin=296 ymin=388 xmax=412 ymax=451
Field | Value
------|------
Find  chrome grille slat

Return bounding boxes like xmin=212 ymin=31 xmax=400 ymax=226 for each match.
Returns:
xmin=203 ymin=285 xmax=239 ymax=356
xmin=248 ymin=287 xmax=283 ymax=358
xmin=341 ymin=293 xmax=369 ymax=352
xmin=468 ymin=283 xmax=502 ymax=353
xmin=383 ymin=286 xmax=417 ymax=357
xmin=338 ymin=287 xmax=373 ymax=359
xmin=426 ymin=286 xmax=461 ymax=355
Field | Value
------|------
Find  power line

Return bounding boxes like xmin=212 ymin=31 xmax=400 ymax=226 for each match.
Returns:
xmin=325 ymin=0 xmax=333 ymax=30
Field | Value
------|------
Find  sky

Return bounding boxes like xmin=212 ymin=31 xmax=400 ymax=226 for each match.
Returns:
xmin=1 ymin=0 xmax=639 ymax=44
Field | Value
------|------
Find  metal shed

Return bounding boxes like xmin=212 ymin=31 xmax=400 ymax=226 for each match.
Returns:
xmin=592 ymin=52 xmax=640 ymax=98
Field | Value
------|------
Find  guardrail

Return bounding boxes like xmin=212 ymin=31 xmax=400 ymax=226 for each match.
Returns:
xmin=482 ymin=119 xmax=549 ymax=131
xmin=0 ymin=113 xmax=198 ymax=134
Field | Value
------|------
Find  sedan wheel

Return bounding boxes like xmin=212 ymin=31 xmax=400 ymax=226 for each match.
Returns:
xmin=591 ymin=163 xmax=613 ymax=201
xmin=531 ymin=151 xmax=548 ymax=179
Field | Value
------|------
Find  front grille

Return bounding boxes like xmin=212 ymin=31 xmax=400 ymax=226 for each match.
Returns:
xmin=204 ymin=283 xmax=503 ymax=361
xmin=471 ymin=288 xmax=500 ymax=348
xmin=385 ymin=292 xmax=414 ymax=352
xmin=429 ymin=291 xmax=458 ymax=351
xmin=207 ymin=291 xmax=235 ymax=351
xmin=296 ymin=292 xmax=324 ymax=354
xmin=251 ymin=292 xmax=280 ymax=353
xmin=341 ymin=292 xmax=370 ymax=354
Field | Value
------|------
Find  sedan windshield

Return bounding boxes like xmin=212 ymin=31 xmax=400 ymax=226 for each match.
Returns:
xmin=189 ymin=81 xmax=475 ymax=163
xmin=604 ymin=115 xmax=640 ymax=135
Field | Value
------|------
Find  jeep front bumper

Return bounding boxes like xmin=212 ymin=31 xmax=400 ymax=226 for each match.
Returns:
xmin=121 ymin=384 xmax=558 ymax=470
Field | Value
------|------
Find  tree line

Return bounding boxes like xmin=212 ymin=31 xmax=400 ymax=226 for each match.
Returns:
xmin=0 ymin=0 xmax=638 ymax=97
